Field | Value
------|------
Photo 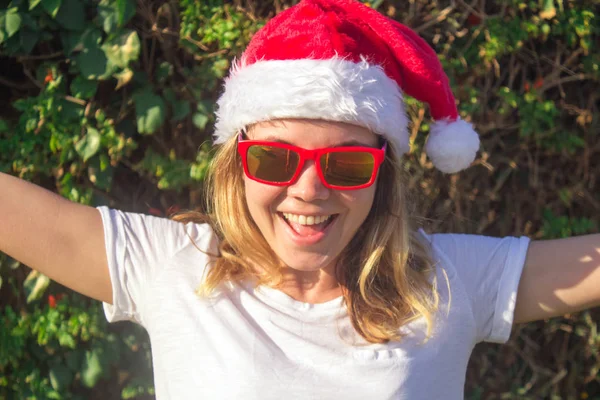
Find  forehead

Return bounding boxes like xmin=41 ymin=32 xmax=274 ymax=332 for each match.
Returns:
xmin=247 ymin=119 xmax=379 ymax=148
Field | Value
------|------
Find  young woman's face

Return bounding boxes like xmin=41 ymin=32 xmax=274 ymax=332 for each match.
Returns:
xmin=243 ymin=119 xmax=379 ymax=274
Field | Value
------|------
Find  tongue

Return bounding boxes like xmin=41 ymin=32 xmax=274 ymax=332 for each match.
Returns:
xmin=287 ymin=220 xmax=329 ymax=237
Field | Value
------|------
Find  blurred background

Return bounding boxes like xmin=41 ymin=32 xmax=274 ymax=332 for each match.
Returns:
xmin=0 ymin=0 xmax=598 ymax=398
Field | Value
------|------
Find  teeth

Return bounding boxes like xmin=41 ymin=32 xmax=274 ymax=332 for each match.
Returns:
xmin=282 ymin=213 xmax=332 ymax=225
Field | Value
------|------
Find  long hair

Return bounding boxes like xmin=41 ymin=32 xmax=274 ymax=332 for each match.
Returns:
xmin=172 ymin=134 xmax=440 ymax=344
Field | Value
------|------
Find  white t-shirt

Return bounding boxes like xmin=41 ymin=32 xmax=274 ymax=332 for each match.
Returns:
xmin=98 ymin=207 xmax=530 ymax=400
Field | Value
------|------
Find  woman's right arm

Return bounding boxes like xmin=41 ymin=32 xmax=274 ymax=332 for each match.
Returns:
xmin=0 ymin=172 xmax=112 ymax=304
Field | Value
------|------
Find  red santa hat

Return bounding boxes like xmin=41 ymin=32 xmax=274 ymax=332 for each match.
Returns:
xmin=214 ymin=0 xmax=480 ymax=173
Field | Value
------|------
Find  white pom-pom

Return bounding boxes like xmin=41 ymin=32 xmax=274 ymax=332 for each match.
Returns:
xmin=424 ymin=119 xmax=480 ymax=173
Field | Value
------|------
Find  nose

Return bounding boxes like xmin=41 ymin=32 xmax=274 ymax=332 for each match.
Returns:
xmin=287 ymin=160 xmax=330 ymax=201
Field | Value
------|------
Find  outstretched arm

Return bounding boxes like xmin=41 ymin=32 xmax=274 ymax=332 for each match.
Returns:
xmin=0 ymin=172 xmax=111 ymax=303
xmin=514 ymin=234 xmax=600 ymax=323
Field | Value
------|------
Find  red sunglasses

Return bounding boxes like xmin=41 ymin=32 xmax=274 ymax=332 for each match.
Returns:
xmin=237 ymin=133 xmax=386 ymax=190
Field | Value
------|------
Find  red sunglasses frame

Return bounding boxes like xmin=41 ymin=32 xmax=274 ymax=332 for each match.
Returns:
xmin=237 ymin=133 xmax=387 ymax=190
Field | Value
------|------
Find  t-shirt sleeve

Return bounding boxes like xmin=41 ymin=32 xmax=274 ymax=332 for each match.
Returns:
xmin=96 ymin=206 xmax=215 ymax=325
xmin=421 ymin=230 xmax=530 ymax=343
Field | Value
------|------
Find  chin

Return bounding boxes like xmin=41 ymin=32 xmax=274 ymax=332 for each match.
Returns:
xmin=276 ymin=250 xmax=337 ymax=273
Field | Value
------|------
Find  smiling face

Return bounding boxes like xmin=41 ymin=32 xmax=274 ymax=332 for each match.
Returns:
xmin=243 ymin=119 xmax=380 ymax=275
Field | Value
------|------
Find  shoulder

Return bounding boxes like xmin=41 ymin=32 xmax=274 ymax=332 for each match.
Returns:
xmin=415 ymin=228 xmax=530 ymax=291
xmin=96 ymin=206 xmax=219 ymax=258
xmin=417 ymin=229 xmax=531 ymax=343
xmin=416 ymin=229 xmax=530 ymax=268
xmin=173 ymin=217 xmax=219 ymax=256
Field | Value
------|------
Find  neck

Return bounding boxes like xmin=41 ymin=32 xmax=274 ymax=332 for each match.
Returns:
xmin=276 ymin=265 xmax=343 ymax=304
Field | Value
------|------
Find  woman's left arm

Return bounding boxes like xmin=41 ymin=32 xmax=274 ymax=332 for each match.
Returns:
xmin=514 ymin=234 xmax=600 ymax=324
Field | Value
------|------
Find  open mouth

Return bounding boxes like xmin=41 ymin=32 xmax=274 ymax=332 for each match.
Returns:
xmin=279 ymin=212 xmax=338 ymax=238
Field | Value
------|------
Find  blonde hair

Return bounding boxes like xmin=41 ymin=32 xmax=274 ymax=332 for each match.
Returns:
xmin=173 ymin=134 xmax=440 ymax=344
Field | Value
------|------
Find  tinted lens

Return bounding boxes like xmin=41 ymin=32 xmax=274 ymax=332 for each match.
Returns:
xmin=319 ymin=151 xmax=375 ymax=187
xmin=246 ymin=145 xmax=300 ymax=183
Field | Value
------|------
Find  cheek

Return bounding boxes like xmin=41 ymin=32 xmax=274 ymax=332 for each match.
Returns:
xmin=339 ymin=186 xmax=377 ymax=226
xmin=243 ymin=178 xmax=284 ymax=222
xmin=343 ymin=185 xmax=376 ymax=208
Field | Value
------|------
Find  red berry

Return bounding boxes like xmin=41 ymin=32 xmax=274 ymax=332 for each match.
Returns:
xmin=467 ymin=13 xmax=482 ymax=26
xmin=44 ymin=70 xmax=54 ymax=84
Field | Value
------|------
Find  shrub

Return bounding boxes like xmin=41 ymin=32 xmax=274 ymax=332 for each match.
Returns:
xmin=0 ymin=0 xmax=598 ymax=398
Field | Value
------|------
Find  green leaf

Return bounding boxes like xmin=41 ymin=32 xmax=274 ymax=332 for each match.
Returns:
xmin=192 ymin=113 xmax=209 ymax=130
xmin=70 ymin=76 xmax=98 ymax=99
xmin=133 ymin=88 xmax=166 ymax=134
xmin=23 ymin=270 xmax=51 ymax=303
xmin=101 ymin=30 xmax=140 ymax=69
xmin=540 ymin=0 xmax=556 ymax=19
xmin=74 ymin=29 xmax=109 ymax=79
xmin=6 ymin=12 xmax=22 ymax=38
xmin=41 ymin=0 xmax=62 ymax=18
xmin=162 ymin=87 xmax=176 ymax=103
xmin=29 ymin=0 xmax=42 ymax=9
xmin=49 ymin=364 xmax=74 ymax=391
xmin=80 ymin=348 xmax=104 ymax=388
xmin=75 ymin=127 xmax=101 ymax=162
xmin=55 ymin=0 xmax=85 ymax=31
xmin=65 ymin=350 xmax=82 ymax=372
xmin=114 ymin=68 xmax=133 ymax=89
xmin=6 ymin=255 xmax=21 ymax=269
xmin=56 ymin=99 xmax=85 ymax=121
xmin=88 ymin=155 xmax=114 ymax=190
xmin=190 ymin=160 xmax=209 ymax=181
xmin=61 ymin=30 xmax=84 ymax=54
xmin=158 ymin=165 xmax=192 ymax=190
xmin=172 ymin=100 xmax=190 ymax=122
xmin=57 ymin=331 xmax=77 ymax=348
xmin=20 ymin=28 xmax=39 ymax=54
xmin=155 ymin=61 xmax=173 ymax=82
xmin=97 ymin=0 xmax=135 ymax=34
xmin=116 ymin=0 xmax=127 ymax=25
xmin=0 ymin=118 xmax=8 ymax=132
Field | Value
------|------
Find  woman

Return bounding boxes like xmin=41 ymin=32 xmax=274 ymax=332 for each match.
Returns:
xmin=1 ymin=0 xmax=598 ymax=398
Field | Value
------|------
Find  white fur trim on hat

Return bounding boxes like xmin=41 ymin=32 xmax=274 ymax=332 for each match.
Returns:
xmin=214 ymin=57 xmax=409 ymax=154
xmin=425 ymin=119 xmax=480 ymax=173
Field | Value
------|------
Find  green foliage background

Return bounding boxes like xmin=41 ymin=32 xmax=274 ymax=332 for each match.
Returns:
xmin=0 ymin=0 xmax=598 ymax=398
